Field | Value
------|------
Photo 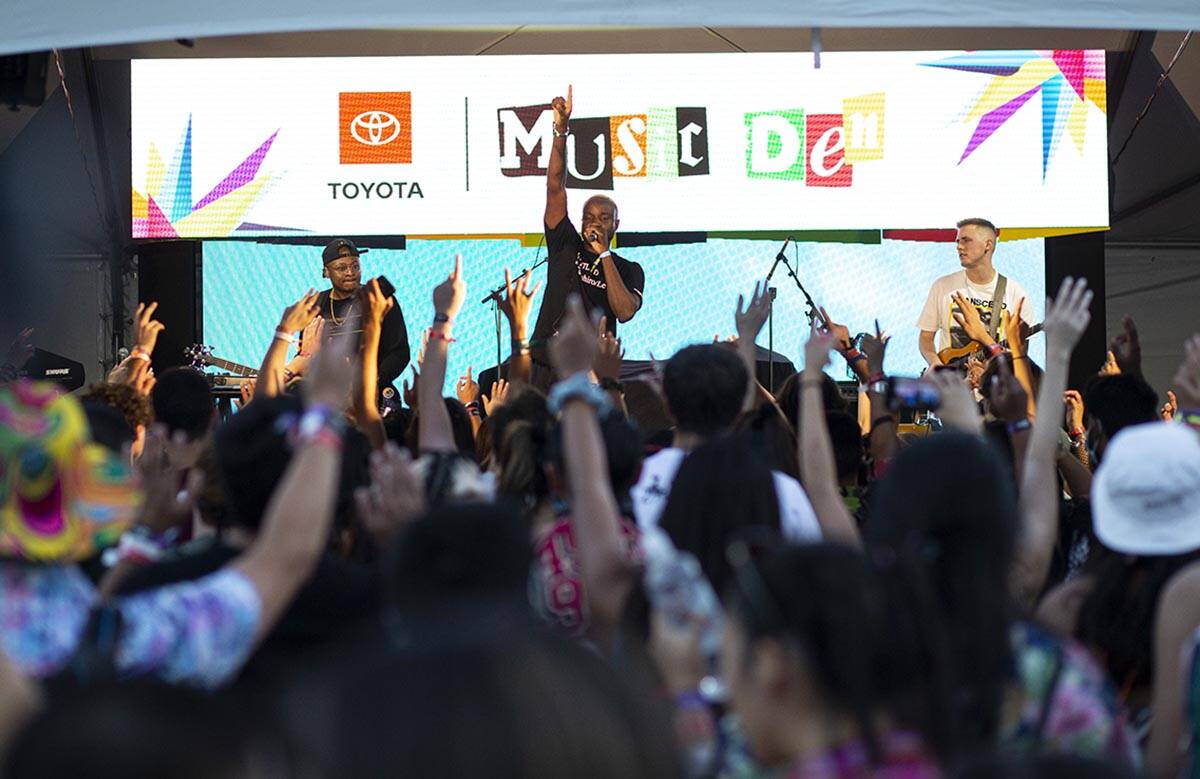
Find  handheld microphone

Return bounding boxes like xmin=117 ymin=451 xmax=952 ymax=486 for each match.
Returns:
xmin=585 ymin=230 xmax=606 ymax=269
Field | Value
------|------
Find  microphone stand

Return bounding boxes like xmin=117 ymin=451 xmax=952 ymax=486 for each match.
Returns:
xmin=480 ymin=252 xmax=549 ymax=380
xmin=764 ymin=241 xmax=821 ymax=390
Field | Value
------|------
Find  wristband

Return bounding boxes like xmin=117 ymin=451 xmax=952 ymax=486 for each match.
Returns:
xmin=433 ymin=312 xmax=452 ymax=325
xmin=512 ymin=338 xmax=531 ymax=353
xmin=866 ymin=372 xmax=886 ymax=385
xmin=303 ymin=426 xmax=343 ymax=452
xmin=1006 ymin=418 xmax=1032 ymax=435
xmin=986 ymin=343 xmax=1004 ymax=358
xmin=1070 ymin=427 xmax=1086 ymax=439
xmin=297 ymin=403 xmax=346 ymax=441
xmin=842 ymin=347 xmax=863 ymax=361
xmin=428 ymin=330 xmax=457 ymax=344
xmin=466 ymin=400 xmax=483 ymax=416
xmin=553 ymin=125 xmax=570 ymax=138
xmin=128 ymin=351 xmax=151 ymax=363
xmin=274 ymin=329 xmax=296 ymax=344
xmin=674 ymin=690 xmax=708 ymax=711
xmin=548 ymin=371 xmax=611 ymax=416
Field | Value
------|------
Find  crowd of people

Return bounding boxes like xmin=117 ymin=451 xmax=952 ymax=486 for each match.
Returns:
xmin=0 ymin=246 xmax=1199 ymax=779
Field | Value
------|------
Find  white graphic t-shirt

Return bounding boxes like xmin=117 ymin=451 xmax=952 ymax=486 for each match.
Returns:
xmin=916 ymin=270 xmax=1033 ymax=353
xmin=630 ymin=448 xmax=822 ymax=542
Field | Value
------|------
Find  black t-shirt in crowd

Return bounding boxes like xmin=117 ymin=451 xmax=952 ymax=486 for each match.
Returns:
xmin=529 ymin=217 xmax=645 ymax=362
xmin=308 ymin=289 xmax=410 ymax=388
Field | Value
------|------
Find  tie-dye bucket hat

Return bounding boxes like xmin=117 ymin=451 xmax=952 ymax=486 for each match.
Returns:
xmin=0 ymin=381 xmax=141 ymax=562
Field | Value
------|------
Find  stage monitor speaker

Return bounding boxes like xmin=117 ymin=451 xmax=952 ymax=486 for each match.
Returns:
xmin=21 ymin=348 xmax=85 ymax=392
xmin=137 ymin=241 xmax=201 ymax=372
xmin=0 ymin=53 xmax=49 ymax=110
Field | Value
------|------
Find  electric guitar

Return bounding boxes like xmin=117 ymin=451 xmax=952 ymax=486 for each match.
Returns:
xmin=184 ymin=344 xmax=402 ymax=415
xmin=184 ymin=345 xmax=257 ymax=377
xmin=936 ymin=323 xmax=1044 ymax=365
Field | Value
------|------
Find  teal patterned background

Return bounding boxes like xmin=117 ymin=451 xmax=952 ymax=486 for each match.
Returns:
xmin=202 ymin=237 xmax=1046 ymax=388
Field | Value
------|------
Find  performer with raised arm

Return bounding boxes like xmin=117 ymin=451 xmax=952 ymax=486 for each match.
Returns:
xmin=529 ymin=86 xmax=645 ymax=381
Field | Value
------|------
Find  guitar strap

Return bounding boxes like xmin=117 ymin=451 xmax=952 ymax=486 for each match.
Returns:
xmin=987 ymin=274 xmax=1007 ymax=343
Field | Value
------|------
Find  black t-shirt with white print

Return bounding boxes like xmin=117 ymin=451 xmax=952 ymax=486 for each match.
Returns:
xmin=529 ymin=217 xmax=645 ymax=362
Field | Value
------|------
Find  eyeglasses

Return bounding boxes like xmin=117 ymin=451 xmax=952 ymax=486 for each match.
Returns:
xmin=328 ymin=261 xmax=360 ymax=275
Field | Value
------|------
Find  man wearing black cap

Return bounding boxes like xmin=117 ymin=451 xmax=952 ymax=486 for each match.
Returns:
xmin=299 ymin=238 xmax=409 ymax=388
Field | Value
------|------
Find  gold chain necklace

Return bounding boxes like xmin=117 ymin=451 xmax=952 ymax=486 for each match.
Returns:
xmin=329 ymin=293 xmax=355 ymax=327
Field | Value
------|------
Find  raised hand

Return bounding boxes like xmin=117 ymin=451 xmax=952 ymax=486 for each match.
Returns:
xmin=3 ymin=327 xmax=34 ymax=369
xmin=360 ymin=278 xmax=395 ymax=328
xmin=134 ymin=302 xmax=167 ymax=355
xmin=402 ymin=365 xmax=420 ymax=409
xmin=1063 ymin=389 xmax=1085 ymax=432
xmin=132 ymin=366 xmax=156 ymax=397
xmin=483 ymin=377 xmax=510 ymax=415
xmin=552 ymin=84 xmax=573 ymax=132
xmin=300 ymin=315 xmax=325 ymax=359
xmin=1043 ymin=277 xmax=1094 ymax=360
xmin=735 ymin=281 xmax=772 ymax=344
xmin=1004 ymin=297 xmax=1027 ymax=356
xmin=305 ymin=319 xmax=357 ymax=410
xmin=1161 ymin=390 xmax=1178 ymax=422
xmin=861 ymin=319 xmax=890 ymax=376
xmin=987 ymin=354 xmax=1028 ymax=423
xmin=354 ymin=443 xmax=425 ymax=547
xmin=804 ymin=324 xmax=839 ymax=375
xmin=1173 ymin=335 xmax=1200 ymax=409
xmin=594 ymin=323 xmax=624 ymax=381
xmin=925 ymin=370 xmax=984 ymax=435
xmin=414 ymin=330 xmax=429 ymax=369
xmin=1109 ymin=314 xmax=1142 ymax=376
xmin=238 ymin=378 xmax=256 ymax=409
xmin=433 ymin=254 xmax=466 ymax=323
xmin=280 ymin=288 xmax=321 ymax=334
xmin=1099 ymin=350 xmax=1121 ymax=376
xmin=951 ymin=292 xmax=993 ymax=345
xmin=456 ymin=366 xmax=480 ymax=405
xmin=498 ymin=268 xmax=541 ymax=336
xmin=817 ymin=306 xmax=854 ymax=353
xmin=550 ymin=294 xmax=601 ymax=378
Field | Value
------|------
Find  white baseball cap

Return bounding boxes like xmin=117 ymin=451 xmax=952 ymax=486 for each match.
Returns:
xmin=1092 ymin=422 xmax=1200 ymax=556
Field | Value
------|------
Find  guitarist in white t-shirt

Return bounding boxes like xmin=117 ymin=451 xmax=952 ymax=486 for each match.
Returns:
xmin=917 ymin=218 xmax=1035 ymax=367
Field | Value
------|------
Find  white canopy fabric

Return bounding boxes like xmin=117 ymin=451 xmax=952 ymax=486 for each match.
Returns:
xmin=4 ymin=0 xmax=1200 ymax=57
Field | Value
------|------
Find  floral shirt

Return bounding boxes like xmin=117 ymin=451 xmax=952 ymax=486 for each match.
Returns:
xmin=0 ymin=561 xmax=260 ymax=689
xmin=718 ymin=624 xmax=1138 ymax=779
xmin=719 ymin=721 xmax=938 ymax=779
xmin=1004 ymin=621 xmax=1139 ymax=767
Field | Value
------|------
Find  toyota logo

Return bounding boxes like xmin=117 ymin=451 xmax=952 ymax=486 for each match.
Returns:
xmin=350 ymin=111 xmax=402 ymax=146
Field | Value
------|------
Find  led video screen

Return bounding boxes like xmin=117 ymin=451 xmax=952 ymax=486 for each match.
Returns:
xmin=201 ymin=236 xmax=1046 ymax=382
